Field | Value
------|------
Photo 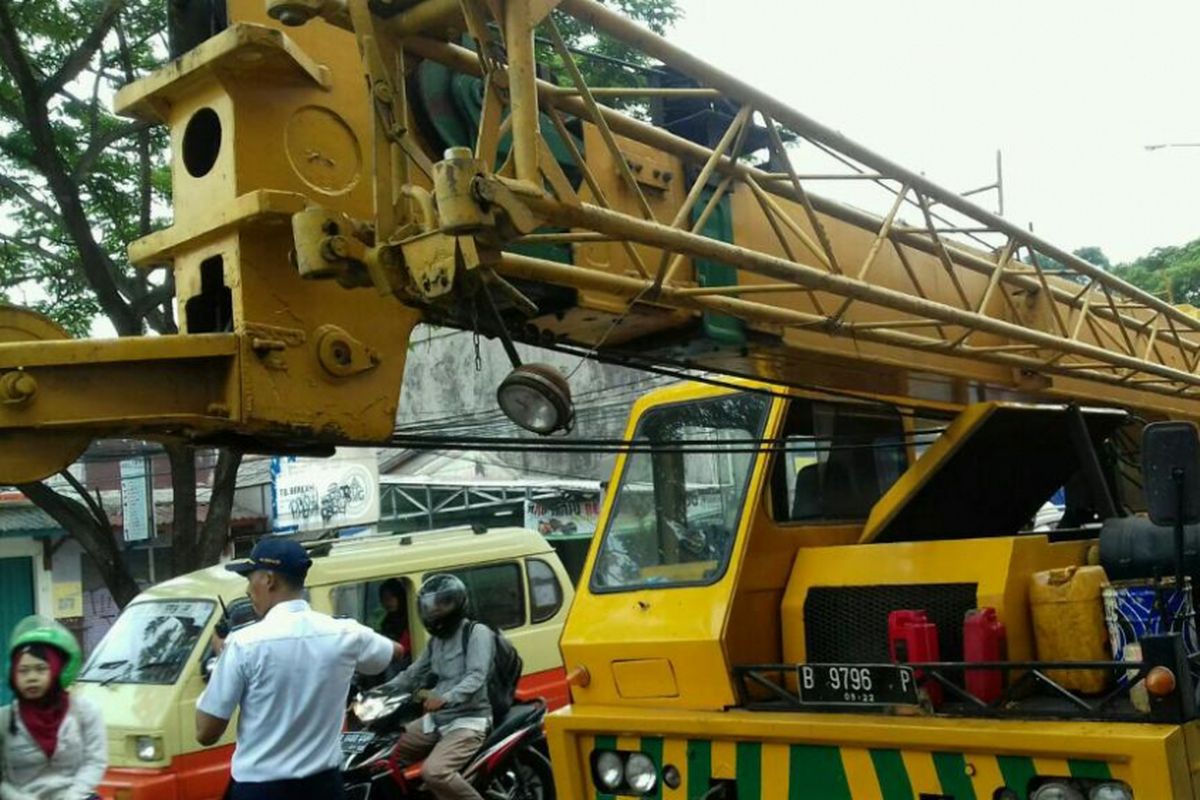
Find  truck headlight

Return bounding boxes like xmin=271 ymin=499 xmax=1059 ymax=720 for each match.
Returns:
xmin=1090 ymin=784 xmax=1133 ymax=800
xmin=592 ymin=750 xmax=623 ymax=792
xmin=1032 ymin=783 xmax=1085 ymax=800
xmin=135 ymin=735 xmax=162 ymax=762
xmin=624 ymin=752 xmax=658 ymax=794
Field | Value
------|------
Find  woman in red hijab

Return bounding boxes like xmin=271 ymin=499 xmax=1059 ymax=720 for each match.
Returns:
xmin=1 ymin=616 xmax=105 ymax=800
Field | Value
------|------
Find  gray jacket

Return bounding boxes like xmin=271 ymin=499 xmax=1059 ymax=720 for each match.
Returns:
xmin=0 ymin=696 xmax=107 ymax=800
xmin=383 ymin=620 xmax=494 ymax=730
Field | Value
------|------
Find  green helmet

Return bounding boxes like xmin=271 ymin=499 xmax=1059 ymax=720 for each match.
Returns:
xmin=9 ymin=615 xmax=83 ymax=689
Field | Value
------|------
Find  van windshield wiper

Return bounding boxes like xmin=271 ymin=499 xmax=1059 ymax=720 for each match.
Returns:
xmin=99 ymin=659 xmax=176 ymax=686
xmin=99 ymin=661 xmax=133 ymax=686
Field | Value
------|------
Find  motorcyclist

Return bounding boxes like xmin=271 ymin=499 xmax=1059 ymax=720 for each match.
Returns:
xmin=379 ymin=574 xmax=494 ymax=800
xmin=1 ymin=616 xmax=106 ymax=800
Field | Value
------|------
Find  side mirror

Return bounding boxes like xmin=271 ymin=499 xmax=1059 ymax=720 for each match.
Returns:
xmin=201 ymin=656 xmax=218 ymax=682
xmin=1142 ymin=422 xmax=1200 ymax=526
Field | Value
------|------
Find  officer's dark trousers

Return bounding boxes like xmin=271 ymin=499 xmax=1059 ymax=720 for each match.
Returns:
xmin=227 ymin=767 xmax=344 ymax=799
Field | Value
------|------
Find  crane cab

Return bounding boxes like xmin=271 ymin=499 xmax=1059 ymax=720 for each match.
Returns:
xmin=549 ymin=380 xmax=1197 ymax=799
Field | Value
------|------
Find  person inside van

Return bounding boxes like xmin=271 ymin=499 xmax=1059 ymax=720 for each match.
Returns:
xmin=1 ymin=616 xmax=106 ymax=800
xmin=373 ymin=579 xmax=411 ymax=664
xmin=381 ymin=574 xmax=494 ymax=800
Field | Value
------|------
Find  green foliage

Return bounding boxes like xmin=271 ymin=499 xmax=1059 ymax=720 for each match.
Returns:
xmin=1021 ymin=246 xmax=1109 ymax=287
xmin=1113 ymin=238 xmax=1200 ymax=305
xmin=1074 ymin=246 xmax=1111 ymax=271
xmin=0 ymin=0 xmax=174 ymax=336
xmin=542 ymin=0 xmax=683 ymax=107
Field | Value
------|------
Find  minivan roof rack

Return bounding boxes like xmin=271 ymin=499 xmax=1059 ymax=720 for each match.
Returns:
xmin=301 ymin=525 xmax=500 ymax=558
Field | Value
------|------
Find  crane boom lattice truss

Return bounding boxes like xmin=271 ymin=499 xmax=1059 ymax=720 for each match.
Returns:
xmin=304 ymin=0 xmax=1200 ymax=405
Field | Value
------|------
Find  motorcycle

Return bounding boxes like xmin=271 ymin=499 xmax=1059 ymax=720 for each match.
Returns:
xmin=341 ymin=683 xmax=555 ymax=800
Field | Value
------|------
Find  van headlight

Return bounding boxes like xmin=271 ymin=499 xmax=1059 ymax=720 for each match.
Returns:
xmin=624 ymin=752 xmax=658 ymax=793
xmin=135 ymin=735 xmax=162 ymax=762
xmin=593 ymin=750 xmax=623 ymax=792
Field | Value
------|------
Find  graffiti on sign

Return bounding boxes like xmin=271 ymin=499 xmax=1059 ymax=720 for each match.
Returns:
xmin=525 ymin=493 xmax=602 ymax=536
xmin=271 ymin=453 xmax=379 ymax=533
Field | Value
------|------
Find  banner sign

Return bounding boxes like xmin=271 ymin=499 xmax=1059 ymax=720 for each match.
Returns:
xmin=270 ymin=450 xmax=380 ymax=534
xmin=524 ymin=491 xmax=602 ymax=536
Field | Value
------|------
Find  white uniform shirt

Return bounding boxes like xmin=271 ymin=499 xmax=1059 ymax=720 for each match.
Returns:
xmin=197 ymin=599 xmax=394 ymax=783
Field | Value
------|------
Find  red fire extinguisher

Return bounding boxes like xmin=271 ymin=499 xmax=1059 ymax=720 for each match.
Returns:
xmin=887 ymin=609 xmax=942 ymax=706
xmin=963 ymin=607 xmax=1006 ymax=704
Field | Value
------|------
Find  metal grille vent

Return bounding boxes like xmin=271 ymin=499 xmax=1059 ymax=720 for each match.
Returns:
xmin=803 ymin=583 xmax=979 ymax=665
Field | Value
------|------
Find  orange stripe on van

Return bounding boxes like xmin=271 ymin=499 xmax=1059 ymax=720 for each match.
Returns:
xmin=516 ymin=667 xmax=570 ymax=710
xmin=99 ymin=744 xmax=234 ymax=800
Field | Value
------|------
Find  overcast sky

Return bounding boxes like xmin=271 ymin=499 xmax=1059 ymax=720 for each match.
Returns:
xmin=671 ymin=0 xmax=1200 ymax=264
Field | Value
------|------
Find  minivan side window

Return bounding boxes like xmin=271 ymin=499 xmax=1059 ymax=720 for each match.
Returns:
xmin=526 ymin=558 xmax=564 ymax=623
xmin=449 ymin=563 xmax=525 ymax=630
xmin=329 ymin=579 xmax=411 ymax=642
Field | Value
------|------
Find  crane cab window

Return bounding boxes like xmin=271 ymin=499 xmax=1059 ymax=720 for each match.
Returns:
xmin=773 ymin=400 xmax=907 ymax=523
xmin=591 ymin=391 xmax=771 ymax=592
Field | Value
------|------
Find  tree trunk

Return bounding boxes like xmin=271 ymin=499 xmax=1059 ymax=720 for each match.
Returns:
xmin=170 ymin=444 xmax=243 ymax=576
xmin=166 ymin=442 xmax=198 ymax=578
xmin=18 ymin=481 xmax=141 ymax=608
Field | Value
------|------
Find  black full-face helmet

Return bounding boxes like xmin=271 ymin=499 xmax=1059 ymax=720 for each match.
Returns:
xmin=417 ymin=574 xmax=468 ymax=639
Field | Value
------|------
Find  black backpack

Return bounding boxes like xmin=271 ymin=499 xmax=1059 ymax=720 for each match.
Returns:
xmin=462 ymin=620 xmax=523 ymax=720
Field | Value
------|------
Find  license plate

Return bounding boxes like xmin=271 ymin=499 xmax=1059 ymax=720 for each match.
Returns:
xmin=340 ymin=731 xmax=376 ymax=756
xmin=796 ymin=664 xmax=919 ymax=707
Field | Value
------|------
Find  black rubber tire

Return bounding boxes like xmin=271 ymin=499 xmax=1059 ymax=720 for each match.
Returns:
xmin=486 ymin=746 xmax=556 ymax=800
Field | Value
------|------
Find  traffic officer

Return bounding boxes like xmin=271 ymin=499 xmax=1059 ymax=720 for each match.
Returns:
xmin=195 ymin=538 xmax=404 ymax=800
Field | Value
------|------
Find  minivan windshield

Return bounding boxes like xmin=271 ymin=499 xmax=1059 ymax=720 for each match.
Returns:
xmin=79 ymin=599 xmax=214 ymax=685
xmin=592 ymin=391 xmax=770 ymax=591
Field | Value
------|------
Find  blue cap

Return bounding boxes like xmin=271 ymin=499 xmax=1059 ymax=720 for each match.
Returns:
xmin=225 ymin=538 xmax=312 ymax=582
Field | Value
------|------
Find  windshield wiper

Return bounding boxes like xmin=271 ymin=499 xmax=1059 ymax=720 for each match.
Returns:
xmin=99 ymin=662 xmax=134 ymax=686
xmin=99 ymin=659 xmax=177 ymax=687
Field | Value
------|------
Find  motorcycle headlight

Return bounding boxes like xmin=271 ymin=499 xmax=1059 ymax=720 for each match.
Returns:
xmin=593 ymin=750 xmax=624 ymax=792
xmin=1032 ymin=783 xmax=1085 ymax=800
xmin=624 ymin=752 xmax=658 ymax=794
xmin=1089 ymin=783 xmax=1133 ymax=800
xmin=135 ymin=735 xmax=162 ymax=762
xmin=353 ymin=695 xmax=387 ymax=722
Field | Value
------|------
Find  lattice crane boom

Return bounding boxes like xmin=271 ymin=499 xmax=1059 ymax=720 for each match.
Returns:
xmin=0 ymin=0 xmax=1192 ymax=483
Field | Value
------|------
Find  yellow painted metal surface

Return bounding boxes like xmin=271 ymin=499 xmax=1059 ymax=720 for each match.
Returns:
xmin=548 ymin=704 xmax=1193 ymax=798
xmin=559 ymin=380 xmax=784 ymax=713
xmin=611 ymin=659 xmax=679 ymax=699
xmin=859 ymin=401 xmax=998 ymax=544
xmin=780 ymin=536 xmax=1088 ymax=664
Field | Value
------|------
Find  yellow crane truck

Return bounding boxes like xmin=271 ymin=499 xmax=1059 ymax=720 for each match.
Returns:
xmin=4 ymin=0 xmax=1200 ymax=797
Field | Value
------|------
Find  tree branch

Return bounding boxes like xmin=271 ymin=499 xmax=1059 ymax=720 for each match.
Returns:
xmin=129 ymin=280 xmax=174 ymax=320
xmin=18 ymin=480 xmax=141 ymax=607
xmin=0 ymin=0 xmax=141 ymax=335
xmin=0 ymin=173 xmax=63 ymax=225
xmin=199 ymin=447 xmax=243 ymax=566
xmin=0 ymin=232 xmax=72 ymax=271
xmin=71 ymin=118 xmax=153 ymax=181
xmin=60 ymin=467 xmax=111 ymax=530
xmin=0 ymin=3 xmax=42 ymax=112
xmin=44 ymin=0 xmax=128 ymax=99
